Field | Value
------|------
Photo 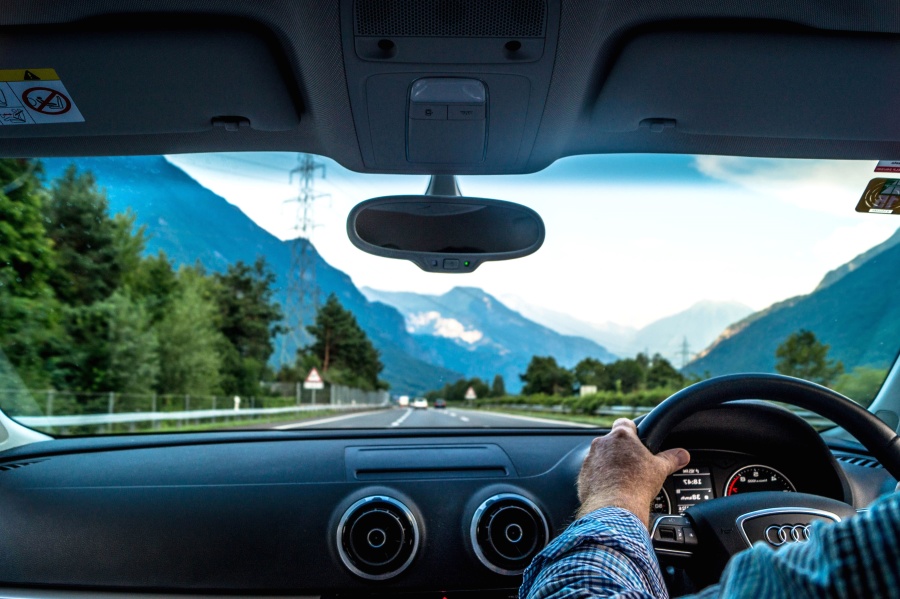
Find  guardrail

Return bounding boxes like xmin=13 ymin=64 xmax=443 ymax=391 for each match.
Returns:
xmin=16 ymin=403 xmax=389 ymax=434
xmin=480 ymin=403 xmax=832 ymax=428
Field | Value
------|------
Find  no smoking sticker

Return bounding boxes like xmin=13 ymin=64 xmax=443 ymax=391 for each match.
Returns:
xmin=0 ymin=69 xmax=83 ymax=125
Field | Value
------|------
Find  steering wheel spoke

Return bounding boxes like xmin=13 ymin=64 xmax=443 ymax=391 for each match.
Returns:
xmin=651 ymin=514 xmax=698 ymax=562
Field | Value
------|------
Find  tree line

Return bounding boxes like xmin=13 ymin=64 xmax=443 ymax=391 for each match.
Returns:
xmin=0 ymin=160 xmax=286 ymax=411
xmin=426 ymin=353 xmax=686 ymax=402
xmin=431 ymin=329 xmax=883 ymax=409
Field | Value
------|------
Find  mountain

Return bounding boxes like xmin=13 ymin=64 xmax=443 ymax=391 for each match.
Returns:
xmin=687 ymin=229 xmax=900 ymax=376
xmin=361 ymin=286 xmax=616 ymax=392
xmin=40 ymin=156 xmax=462 ymax=395
xmin=499 ymin=295 xmax=752 ymax=363
xmin=815 ymin=227 xmax=900 ymax=291
xmin=497 ymin=295 xmax=637 ymax=356
xmin=630 ymin=301 xmax=753 ymax=364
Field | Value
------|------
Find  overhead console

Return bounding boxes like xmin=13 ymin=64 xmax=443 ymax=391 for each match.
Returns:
xmin=341 ymin=0 xmax=561 ymax=174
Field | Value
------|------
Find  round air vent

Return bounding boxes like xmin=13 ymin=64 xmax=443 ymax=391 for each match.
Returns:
xmin=470 ymin=493 xmax=549 ymax=575
xmin=337 ymin=495 xmax=419 ymax=580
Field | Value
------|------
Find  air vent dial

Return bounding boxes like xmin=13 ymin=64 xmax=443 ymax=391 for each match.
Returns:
xmin=471 ymin=493 xmax=548 ymax=575
xmin=337 ymin=495 xmax=419 ymax=580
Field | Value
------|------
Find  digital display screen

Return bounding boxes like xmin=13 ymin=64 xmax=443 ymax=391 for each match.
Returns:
xmin=672 ymin=466 xmax=714 ymax=513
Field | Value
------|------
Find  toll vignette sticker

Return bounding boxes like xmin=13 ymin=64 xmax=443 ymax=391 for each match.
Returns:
xmin=0 ymin=68 xmax=84 ymax=126
xmin=857 ymin=178 xmax=900 ymax=214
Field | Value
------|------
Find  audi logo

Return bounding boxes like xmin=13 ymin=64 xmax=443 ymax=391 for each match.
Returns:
xmin=764 ymin=524 xmax=811 ymax=546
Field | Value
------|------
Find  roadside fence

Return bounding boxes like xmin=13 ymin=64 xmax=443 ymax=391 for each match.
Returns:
xmin=0 ymin=387 xmax=390 ymax=435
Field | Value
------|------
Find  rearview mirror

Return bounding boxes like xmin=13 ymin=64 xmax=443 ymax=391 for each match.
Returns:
xmin=347 ymin=195 xmax=545 ymax=273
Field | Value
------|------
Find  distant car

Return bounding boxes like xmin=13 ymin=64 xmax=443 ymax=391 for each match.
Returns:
xmin=434 ymin=399 xmax=447 ymax=409
xmin=398 ymin=396 xmax=410 ymax=407
xmin=412 ymin=398 xmax=428 ymax=409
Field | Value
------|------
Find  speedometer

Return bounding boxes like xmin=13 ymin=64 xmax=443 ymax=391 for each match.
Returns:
xmin=651 ymin=488 xmax=671 ymax=514
xmin=724 ymin=465 xmax=796 ymax=496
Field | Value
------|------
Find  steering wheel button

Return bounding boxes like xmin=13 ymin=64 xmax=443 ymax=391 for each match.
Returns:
xmin=657 ymin=526 xmax=676 ymax=540
xmin=683 ymin=527 xmax=698 ymax=545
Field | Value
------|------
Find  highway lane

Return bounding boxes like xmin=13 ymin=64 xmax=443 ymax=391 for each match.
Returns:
xmin=267 ymin=407 xmax=598 ymax=429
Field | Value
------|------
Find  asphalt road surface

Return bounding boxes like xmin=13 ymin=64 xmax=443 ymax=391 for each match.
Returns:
xmin=266 ymin=407 xmax=598 ymax=430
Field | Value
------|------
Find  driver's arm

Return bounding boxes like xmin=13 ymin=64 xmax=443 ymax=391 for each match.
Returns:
xmin=520 ymin=418 xmax=690 ymax=599
xmin=520 ymin=419 xmax=900 ymax=599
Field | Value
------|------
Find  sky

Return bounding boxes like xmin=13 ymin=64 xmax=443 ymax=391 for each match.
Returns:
xmin=165 ymin=153 xmax=897 ymax=329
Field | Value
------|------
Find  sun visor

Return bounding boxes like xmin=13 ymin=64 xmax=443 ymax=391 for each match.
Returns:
xmin=591 ymin=29 xmax=900 ymax=141
xmin=0 ymin=21 xmax=300 ymax=138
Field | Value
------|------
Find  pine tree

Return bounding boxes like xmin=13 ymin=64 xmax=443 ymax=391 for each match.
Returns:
xmin=304 ymin=294 xmax=384 ymax=390
xmin=490 ymin=374 xmax=506 ymax=397
xmin=775 ymin=330 xmax=844 ymax=386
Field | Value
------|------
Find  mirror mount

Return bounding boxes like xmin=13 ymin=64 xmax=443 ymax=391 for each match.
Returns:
xmin=347 ymin=177 xmax=545 ymax=274
xmin=425 ymin=174 xmax=462 ymax=197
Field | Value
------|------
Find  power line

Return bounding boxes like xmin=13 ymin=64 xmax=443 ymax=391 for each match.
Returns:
xmin=679 ymin=337 xmax=692 ymax=369
xmin=280 ymin=154 xmax=329 ymax=365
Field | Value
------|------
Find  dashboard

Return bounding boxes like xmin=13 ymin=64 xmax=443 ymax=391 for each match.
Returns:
xmin=0 ymin=404 xmax=892 ymax=598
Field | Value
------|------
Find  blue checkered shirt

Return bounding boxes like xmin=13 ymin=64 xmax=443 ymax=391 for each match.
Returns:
xmin=520 ymin=491 xmax=900 ymax=598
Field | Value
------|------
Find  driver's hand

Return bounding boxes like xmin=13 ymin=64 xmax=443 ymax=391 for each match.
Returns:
xmin=577 ymin=418 xmax=690 ymax=528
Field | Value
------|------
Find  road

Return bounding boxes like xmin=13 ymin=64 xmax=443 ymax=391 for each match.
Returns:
xmin=265 ymin=407 xmax=598 ymax=430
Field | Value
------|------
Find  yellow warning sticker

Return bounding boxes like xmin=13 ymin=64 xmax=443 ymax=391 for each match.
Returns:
xmin=0 ymin=69 xmax=59 ymax=82
xmin=0 ymin=68 xmax=83 ymax=125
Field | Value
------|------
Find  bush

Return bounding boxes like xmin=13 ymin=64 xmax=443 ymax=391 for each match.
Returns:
xmin=470 ymin=388 xmax=676 ymax=415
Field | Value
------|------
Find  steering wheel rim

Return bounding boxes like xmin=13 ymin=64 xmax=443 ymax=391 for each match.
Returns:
xmin=637 ymin=373 xmax=900 ymax=480
xmin=637 ymin=373 xmax=900 ymax=584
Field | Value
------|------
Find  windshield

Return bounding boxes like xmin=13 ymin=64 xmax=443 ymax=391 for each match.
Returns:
xmin=0 ymin=153 xmax=895 ymax=435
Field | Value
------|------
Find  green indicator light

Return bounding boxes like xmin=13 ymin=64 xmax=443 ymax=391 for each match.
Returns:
xmin=464 ymin=261 xmax=471 ymax=267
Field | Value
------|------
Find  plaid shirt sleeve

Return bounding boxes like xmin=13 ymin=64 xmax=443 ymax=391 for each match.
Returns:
xmin=519 ymin=507 xmax=669 ymax=599
xmin=520 ymin=491 xmax=900 ymax=599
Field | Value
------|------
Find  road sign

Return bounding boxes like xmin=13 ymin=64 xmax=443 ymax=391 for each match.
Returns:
xmin=464 ymin=386 xmax=477 ymax=400
xmin=304 ymin=367 xmax=325 ymax=390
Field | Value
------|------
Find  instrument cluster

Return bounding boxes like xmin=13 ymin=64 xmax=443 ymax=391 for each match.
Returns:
xmin=652 ymin=450 xmax=799 ymax=515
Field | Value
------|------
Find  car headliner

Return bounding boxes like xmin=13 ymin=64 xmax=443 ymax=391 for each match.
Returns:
xmin=0 ymin=0 xmax=896 ymax=173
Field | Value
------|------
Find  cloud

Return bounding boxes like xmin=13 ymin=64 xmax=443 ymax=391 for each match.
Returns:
xmin=694 ymin=156 xmax=878 ymax=216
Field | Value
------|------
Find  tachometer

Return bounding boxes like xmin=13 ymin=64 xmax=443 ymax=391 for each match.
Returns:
xmin=651 ymin=488 xmax=671 ymax=514
xmin=724 ymin=465 xmax=796 ymax=496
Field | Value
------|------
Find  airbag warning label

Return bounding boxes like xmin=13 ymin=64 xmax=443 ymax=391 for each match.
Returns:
xmin=0 ymin=69 xmax=84 ymax=125
xmin=857 ymin=179 xmax=900 ymax=214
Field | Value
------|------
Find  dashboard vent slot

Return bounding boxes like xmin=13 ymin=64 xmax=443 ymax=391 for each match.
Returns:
xmin=354 ymin=0 xmax=547 ymax=38
xmin=337 ymin=495 xmax=419 ymax=580
xmin=471 ymin=493 xmax=548 ymax=575
xmin=0 ymin=459 xmax=44 ymax=472
xmin=836 ymin=455 xmax=883 ymax=469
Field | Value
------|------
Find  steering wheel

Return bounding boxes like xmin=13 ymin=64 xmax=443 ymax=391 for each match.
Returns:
xmin=636 ymin=373 xmax=900 ymax=584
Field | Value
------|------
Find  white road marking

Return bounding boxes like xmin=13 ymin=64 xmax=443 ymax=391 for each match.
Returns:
xmin=460 ymin=416 xmax=470 ymax=422
xmin=390 ymin=408 xmax=414 ymax=427
xmin=272 ymin=409 xmax=388 ymax=430
xmin=459 ymin=410 xmax=597 ymax=428
xmin=449 ymin=412 xmax=457 ymax=417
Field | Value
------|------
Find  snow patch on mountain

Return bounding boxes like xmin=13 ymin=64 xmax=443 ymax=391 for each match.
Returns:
xmin=406 ymin=311 xmax=484 ymax=344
